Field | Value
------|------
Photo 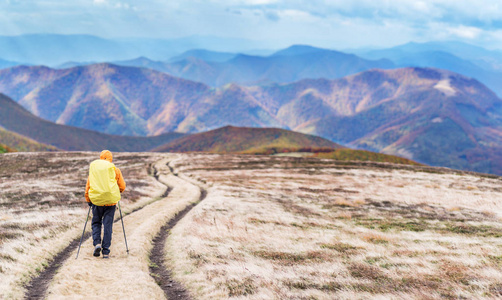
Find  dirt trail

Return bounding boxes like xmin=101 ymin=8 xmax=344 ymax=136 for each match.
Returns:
xmin=24 ymin=156 xmax=202 ymax=299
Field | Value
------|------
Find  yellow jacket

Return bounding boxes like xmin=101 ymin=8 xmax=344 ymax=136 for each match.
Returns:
xmin=85 ymin=150 xmax=126 ymax=206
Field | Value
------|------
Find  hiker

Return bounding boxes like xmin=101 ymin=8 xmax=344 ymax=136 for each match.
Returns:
xmin=85 ymin=150 xmax=126 ymax=258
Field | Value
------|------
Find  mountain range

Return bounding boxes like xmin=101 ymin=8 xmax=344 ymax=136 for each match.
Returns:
xmin=1 ymin=35 xmax=501 ymax=99
xmin=0 ymin=64 xmax=214 ymax=136
xmin=0 ymin=94 xmax=424 ymax=167
xmin=168 ymin=49 xmax=237 ymax=63
xmin=360 ymin=41 xmax=502 ymax=72
xmin=113 ymin=45 xmax=394 ymax=87
xmin=1 ymin=62 xmax=502 ymax=173
xmin=108 ymin=43 xmax=502 ymax=98
xmin=357 ymin=42 xmax=502 ymax=96
xmin=284 ymin=68 xmax=502 ymax=174
xmin=0 ymin=93 xmax=347 ymax=156
xmin=1 ymin=35 xmax=502 ymax=99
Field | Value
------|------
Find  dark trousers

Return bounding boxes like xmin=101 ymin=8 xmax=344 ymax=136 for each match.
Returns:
xmin=91 ymin=205 xmax=116 ymax=255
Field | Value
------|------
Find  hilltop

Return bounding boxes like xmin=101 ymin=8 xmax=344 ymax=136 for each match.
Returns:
xmin=153 ymin=125 xmax=342 ymax=153
xmin=153 ymin=126 xmax=421 ymax=166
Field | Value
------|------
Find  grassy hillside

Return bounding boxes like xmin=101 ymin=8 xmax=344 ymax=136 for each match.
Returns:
xmin=153 ymin=126 xmax=342 ymax=153
xmin=314 ymin=149 xmax=421 ymax=165
xmin=0 ymin=94 xmax=184 ymax=151
xmin=0 ymin=143 xmax=15 ymax=153
xmin=248 ymin=146 xmax=421 ymax=166
xmin=0 ymin=128 xmax=58 ymax=152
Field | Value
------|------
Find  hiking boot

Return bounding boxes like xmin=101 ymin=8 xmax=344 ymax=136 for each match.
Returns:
xmin=103 ymin=254 xmax=110 ymax=259
xmin=93 ymin=245 xmax=102 ymax=257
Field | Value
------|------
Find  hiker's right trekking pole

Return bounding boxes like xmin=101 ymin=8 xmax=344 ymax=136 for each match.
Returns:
xmin=118 ymin=201 xmax=129 ymax=254
xmin=76 ymin=205 xmax=91 ymax=259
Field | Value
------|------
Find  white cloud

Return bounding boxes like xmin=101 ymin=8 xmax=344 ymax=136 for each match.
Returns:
xmin=447 ymin=25 xmax=482 ymax=39
xmin=115 ymin=2 xmax=130 ymax=9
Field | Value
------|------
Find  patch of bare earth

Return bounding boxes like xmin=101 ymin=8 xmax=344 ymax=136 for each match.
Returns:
xmin=166 ymin=154 xmax=502 ymax=299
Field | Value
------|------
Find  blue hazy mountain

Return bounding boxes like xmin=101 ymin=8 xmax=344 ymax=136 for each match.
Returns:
xmin=0 ymin=34 xmax=131 ymax=65
xmin=271 ymin=44 xmax=327 ymax=57
xmin=0 ymin=34 xmax=262 ymax=66
xmin=169 ymin=49 xmax=237 ymax=63
xmin=0 ymin=58 xmax=23 ymax=69
xmin=361 ymin=41 xmax=502 ymax=71
xmin=0 ymin=58 xmax=22 ymax=69
xmin=356 ymin=42 xmax=502 ymax=96
xmin=112 ymin=45 xmax=395 ymax=87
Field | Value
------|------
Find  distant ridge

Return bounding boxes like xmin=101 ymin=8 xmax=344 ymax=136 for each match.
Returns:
xmin=359 ymin=41 xmax=502 ymax=96
xmin=0 ymin=34 xmax=262 ymax=65
xmin=152 ymin=126 xmax=342 ymax=153
xmin=0 ymin=58 xmax=21 ymax=69
xmin=271 ymin=44 xmax=328 ymax=57
xmin=169 ymin=49 xmax=236 ymax=63
xmin=113 ymin=44 xmax=395 ymax=87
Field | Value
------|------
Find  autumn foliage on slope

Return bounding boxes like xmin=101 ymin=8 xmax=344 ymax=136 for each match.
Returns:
xmin=0 ymin=128 xmax=57 ymax=152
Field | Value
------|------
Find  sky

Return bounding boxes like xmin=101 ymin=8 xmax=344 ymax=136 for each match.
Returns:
xmin=1 ymin=0 xmax=502 ymax=50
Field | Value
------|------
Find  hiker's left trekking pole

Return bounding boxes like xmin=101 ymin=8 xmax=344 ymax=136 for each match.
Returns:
xmin=76 ymin=205 xmax=91 ymax=259
xmin=118 ymin=201 xmax=129 ymax=254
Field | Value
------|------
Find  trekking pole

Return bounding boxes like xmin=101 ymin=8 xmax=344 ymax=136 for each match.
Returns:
xmin=76 ymin=205 xmax=91 ymax=259
xmin=118 ymin=201 xmax=129 ymax=254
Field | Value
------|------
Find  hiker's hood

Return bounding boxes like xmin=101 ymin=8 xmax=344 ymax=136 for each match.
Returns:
xmin=100 ymin=150 xmax=113 ymax=162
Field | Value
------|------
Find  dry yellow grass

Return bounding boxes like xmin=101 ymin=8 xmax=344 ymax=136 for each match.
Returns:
xmin=2 ymin=153 xmax=502 ymax=299
xmin=165 ymin=154 xmax=502 ymax=299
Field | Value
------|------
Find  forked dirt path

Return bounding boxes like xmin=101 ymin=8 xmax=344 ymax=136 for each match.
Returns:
xmin=25 ymin=156 xmax=202 ymax=299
